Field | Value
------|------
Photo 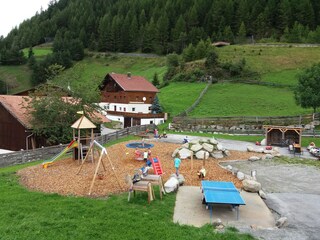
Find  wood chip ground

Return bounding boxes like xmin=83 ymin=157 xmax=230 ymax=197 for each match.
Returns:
xmin=18 ymin=140 xmax=258 ymax=197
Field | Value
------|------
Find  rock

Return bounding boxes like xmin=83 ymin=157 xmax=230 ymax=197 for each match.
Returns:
xmin=237 ymin=171 xmax=244 ymax=181
xmin=195 ymin=150 xmax=210 ymax=159
xmin=211 ymin=151 xmax=224 ymax=159
xmin=273 ymin=147 xmax=280 ymax=153
xmin=223 ymin=150 xmax=231 ymax=157
xmin=190 ymin=139 xmax=200 ymax=145
xmin=209 ymin=138 xmax=218 ymax=145
xmin=259 ymin=190 xmax=267 ymax=199
xmin=263 ymin=150 xmax=273 ymax=154
xmin=264 ymin=154 xmax=273 ymax=159
xmin=244 ymin=174 xmax=253 ymax=180
xmin=176 ymin=174 xmax=185 ymax=185
xmin=181 ymin=143 xmax=189 ymax=148
xmin=256 ymin=147 xmax=265 ymax=153
xmin=237 ymin=171 xmax=245 ymax=180
xmin=172 ymin=148 xmax=180 ymax=158
xmin=190 ymin=143 xmax=202 ymax=152
xmin=216 ymin=143 xmax=225 ymax=151
xmin=212 ymin=218 xmax=222 ymax=227
xmin=164 ymin=177 xmax=179 ymax=193
xmin=199 ymin=138 xmax=209 ymax=143
xmin=276 ymin=217 xmax=288 ymax=228
xmin=202 ymin=143 xmax=214 ymax=152
xmin=247 ymin=146 xmax=254 ymax=152
xmin=178 ymin=148 xmax=192 ymax=159
xmin=232 ymin=167 xmax=239 ymax=175
xmin=248 ymin=156 xmax=260 ymax=161
xmin=226 ymin=165 xmax=233 ymax=171
xmin=260 ymin=138 xmax=267 ymax=145
xmin=242 ymin=179 xmax=262 ymax=192
xmin=215 ymin=224 xmax=224 ymax=230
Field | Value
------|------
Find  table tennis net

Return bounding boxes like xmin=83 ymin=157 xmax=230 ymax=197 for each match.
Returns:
xmin=202 ymin=187 xmax=239 ymax=192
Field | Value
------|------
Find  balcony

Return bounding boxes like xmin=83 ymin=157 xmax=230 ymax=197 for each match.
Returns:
xmin=107 ymin=110 xmax=165 ymax=119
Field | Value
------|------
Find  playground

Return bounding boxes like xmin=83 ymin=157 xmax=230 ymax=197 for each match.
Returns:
xmin=17 ymin=140 xmax=256 ymax=197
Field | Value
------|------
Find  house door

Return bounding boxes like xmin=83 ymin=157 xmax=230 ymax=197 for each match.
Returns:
xmin=124 ymin=117 xmax=131 ymax=128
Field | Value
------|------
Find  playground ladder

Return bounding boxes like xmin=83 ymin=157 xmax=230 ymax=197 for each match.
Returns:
xmin=151 ymin=157 xmax=163 ymax=175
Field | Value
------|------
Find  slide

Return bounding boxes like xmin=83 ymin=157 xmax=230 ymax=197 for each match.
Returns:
xmin=151 ymin=157 xmax=163 ymax=175
xmin=42 ymin=140 xmax=78 ymax=168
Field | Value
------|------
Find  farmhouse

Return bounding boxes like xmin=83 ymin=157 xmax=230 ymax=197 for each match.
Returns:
xmin=99 ymin=73 xmax=165 ymax=128
xmin=0 ymin=95 xmax=109 ymax=151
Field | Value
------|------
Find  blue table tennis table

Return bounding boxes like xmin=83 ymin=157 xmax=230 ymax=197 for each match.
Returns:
xmin=201 ymin=181 xmax=245 ymax=220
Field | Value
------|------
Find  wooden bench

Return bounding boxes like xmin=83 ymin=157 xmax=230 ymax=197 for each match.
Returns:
xmin=141 ymin=174 xmax=165 ymax=200
xmin=125 ymin=175 xmax=155 ymax=204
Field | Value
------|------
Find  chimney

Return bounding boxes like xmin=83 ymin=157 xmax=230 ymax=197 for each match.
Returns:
xmin=127 ymin=72 xmax=131 ymax=78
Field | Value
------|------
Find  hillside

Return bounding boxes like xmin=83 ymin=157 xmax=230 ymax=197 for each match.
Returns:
xmin=1 ymin=44 xmax=320 ymax=117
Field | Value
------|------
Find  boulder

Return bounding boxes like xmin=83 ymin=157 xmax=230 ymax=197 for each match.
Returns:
xmin=178 ymin=148 xmax=192 ymax=159
xmin=172 ymin=148 xmax=180 ymax=158
xmin=199 ymin=138 xmax=209 ymax=144
xmin=232 ymin=167 xmax=239 ymax=175
xmin=202 ymin=143 xmax=214 ymax=152
xmin=223 ymin=150 xmax=231 ymax=157
xmin=260 ymin=138 xmax=267 ymax=146
xmin=181 ymin=143 xmax=189 ymax=148
xmin=164 ymin=177 xmax=179 ymax=193
xmin=259 ymin=190 xmax=267 ymax=199
xmin=237 ymin=171 xmax=245 ymax=180
xmin=190 ymin=139 xmax=200 ymax=145
xmin=209 ymin=138 xmax=218 ymax=145
xmin=276 ymin=217 xmax=288 ymax=228
xmin=248 ymin=156 xmax=260 ymax=161
xmin=226 ymin=165 xmax=233 ymax=171
xmin=211 ymin=151 xmax=224 ymax=159
xmin=216 ymin=143 xmax=225 ymax=151
xmin=242 ymin=179 xmax=261 ymax=192
xmin=195 ymin=150 xmax=210 ymax=159
xmin=247 ymin=146 xmax=254 ymax=152
xmin=264 ymin=154 xmax=273 ymax=160
xmin=190 ymin=143 xmax=202 ymax=152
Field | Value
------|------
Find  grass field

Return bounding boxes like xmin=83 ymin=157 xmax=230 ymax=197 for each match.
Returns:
xmin=216 ymin=45 xmax=320 ymax=74
xmin=158 ymin=82 xmax=207 ymax=117
xmin=189 ymin=82 xmax=312 ymax=117
xmin=0 ymin=137 xmax=254 ymax=240
xmin=260 ymin=69 xmax=301 ymax=86
xmin=0 ymin=65 xmax=33 ymax=94
xmin=53 ymin=55 xmax=167 ymax=92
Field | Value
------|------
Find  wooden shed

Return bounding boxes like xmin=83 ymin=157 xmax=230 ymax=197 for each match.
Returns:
xmin=263 ymin=125 xmax=303 ymax=146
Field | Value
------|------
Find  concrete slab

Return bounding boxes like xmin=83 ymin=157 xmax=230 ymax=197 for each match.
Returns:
xmin=173 ymin=186 xmax=275 ymax=228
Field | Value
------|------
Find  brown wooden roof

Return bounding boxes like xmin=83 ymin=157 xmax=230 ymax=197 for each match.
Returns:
xmin=108 ymin=73 xmax=159 ymax=92
xmin=0 ymin=95 xmax=31 ymax=128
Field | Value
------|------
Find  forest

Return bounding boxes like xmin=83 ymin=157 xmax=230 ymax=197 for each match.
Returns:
xmin=1 ymin=0 xmax=320 ymax=57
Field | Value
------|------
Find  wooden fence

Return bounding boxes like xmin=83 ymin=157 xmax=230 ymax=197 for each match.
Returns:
xmin=0 ymin=124 xmax=155 ymax=168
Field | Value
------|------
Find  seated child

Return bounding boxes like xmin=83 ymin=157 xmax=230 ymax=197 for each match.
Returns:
xmin=197 ymin=167 xmax=206 ymax=179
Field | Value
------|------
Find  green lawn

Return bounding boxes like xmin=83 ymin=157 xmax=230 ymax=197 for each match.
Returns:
xmin=158 ymin=82 xmax=207 ymax=117
xmin=189 ymin=83 xmax=312 ymax=117
xmin=216 ymin=45 xmax=320 ymax=74
xmin=0 ymin=136 xmax=254 ymax=240
xmin=0 ymin=65 xmax=33 ymax=94
xmin=260 ymin=69 xmax=301 ymax=86
xmin=53 ymin=55 xmax=167 ymax=92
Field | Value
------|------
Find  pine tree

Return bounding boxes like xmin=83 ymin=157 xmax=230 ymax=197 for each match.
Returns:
xmin=152 ymin=72 xmax=160 ymax=87
xmin=151 ymin=95 xmax=163 ymax=113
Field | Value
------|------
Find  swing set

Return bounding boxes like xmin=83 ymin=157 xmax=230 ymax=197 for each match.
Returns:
xmin=77 ymin=140 xmax=123 ymax=195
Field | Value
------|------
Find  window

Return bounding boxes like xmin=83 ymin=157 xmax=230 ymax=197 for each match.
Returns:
xmin=114 ymin=96 xmax=117 ymax=99
xmin=119 ymin=107 xmax=122 ymax=111
xmin=148 ymin=106 xmax=151 ymax=111
xmin=132 ymin=108 xmax=135 ymax=112
xmin=160 ymin=120 xmax=164 ymax=124
xmin=150 ymin=120 xmax=154 ymax=124
xmin=124 ymin=107 xmax=126 ymax=112
xmin=136 ymin=96 xmax=138 ymax=101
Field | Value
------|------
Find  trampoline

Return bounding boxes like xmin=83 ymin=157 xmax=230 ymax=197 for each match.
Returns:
xmin=126 ymin=142 xmax=154 ymax=149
